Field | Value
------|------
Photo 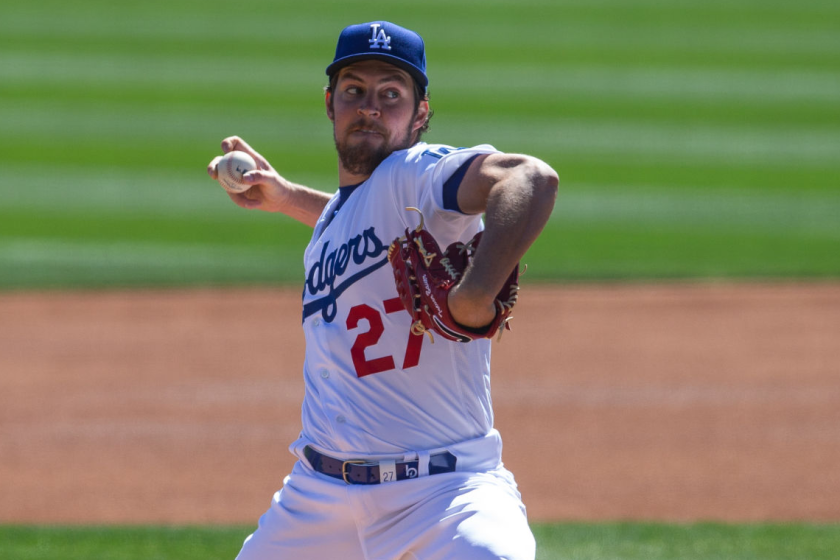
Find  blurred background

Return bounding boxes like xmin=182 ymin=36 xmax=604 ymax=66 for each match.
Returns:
xmin=2 ymin=1 xmax=840 ymax=550
xmin=2 ymin=0 xmax=838 ymax=288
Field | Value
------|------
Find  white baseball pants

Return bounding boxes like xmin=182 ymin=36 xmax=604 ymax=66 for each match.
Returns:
xmin=234 ymin=460 xmax=535 ymax=560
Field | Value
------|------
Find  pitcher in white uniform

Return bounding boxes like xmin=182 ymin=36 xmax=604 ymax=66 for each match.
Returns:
xmin=208 ymin=20 xmax=558 ymax=560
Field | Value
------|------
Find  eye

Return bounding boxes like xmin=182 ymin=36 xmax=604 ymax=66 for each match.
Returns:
xmin=383 ymin=89 xmax=400 ymax=99
xmin=345 ymin=86 xmax=362 ymax=95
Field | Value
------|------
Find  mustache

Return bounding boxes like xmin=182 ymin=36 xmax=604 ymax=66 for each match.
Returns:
xmin=347 ymin=120 xmax=388 ymax=135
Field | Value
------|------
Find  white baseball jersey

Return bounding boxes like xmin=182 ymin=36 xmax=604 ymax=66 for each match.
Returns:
xmin=296 ymin=142 xmax=499 ymax=457
xmin=237 ymin=141 xmax=537 ymax=560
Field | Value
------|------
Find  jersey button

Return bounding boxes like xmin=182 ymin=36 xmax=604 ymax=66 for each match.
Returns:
xmin=319 ymin=369 xmax=330 ymax=379
xmin=313 ymin=318 xmax=321 ymax=327
xmin=336 ymin=415 xmax=346 ymax=424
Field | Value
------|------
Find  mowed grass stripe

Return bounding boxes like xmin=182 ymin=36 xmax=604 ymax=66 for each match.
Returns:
xmin=436 ymin=66 xmax=840 ymax=105
xmin=0 ymin=53 xmax=324 ymax=90
xmin=0 ymin=239 xmax=285 ymax=268
xmin=553 ymin=187 xmax=840 ymax=235
xmin=0 ymin=208 xmax=314 ymax=249
xmin=531 ymin=522 xmax=840 ymax=560
xmin=433 ymin=117 xmax=840 ymax=166
xmin=6 ymin=61 xmax=839 ymax=134
xmin=3 ymin=131 xmax=834 ymax=194
xmin=5 ymin=163 xmax=838 ymax=236
xmin=0 ymin=239 xmax=305 ymax=288
xmin=527 ymin=225 xmax=840 ymax=280
xmin=4 ymin=1 xmax=838 ymax=69
xmin=1 ymin=166 xmax=335 ymax=216
xmin=4 ymin=22 xmax=837 ymax=67
xmin=0 ymin=107 xmax=327 ymax=143
xmin=7 ymin=0 xmax=839 ymax=33
xmin=4 ymin=89 xmax=836 ymax=134
xmin=2 ymin=522 xmax=840 ymax=560
xmin=447 ymin=0 xmax=840 ymax=14
xmin=5 ymin=52 xmax=839 ymax=109
xmin=6 ymin=104 xmax=838 ymax=167
xmin=557 ymin=159 xmax=838 ymax=195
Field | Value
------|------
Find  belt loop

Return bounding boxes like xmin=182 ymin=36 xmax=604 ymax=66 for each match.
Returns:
xmin=418 ymin=450 xmax=430 ymax=477
xmin=379 ymin=459 xmax=397 ymax=483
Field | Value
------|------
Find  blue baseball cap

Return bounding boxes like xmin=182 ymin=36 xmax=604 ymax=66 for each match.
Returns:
xmin=326 ymin=21 xmax=428 ymax=90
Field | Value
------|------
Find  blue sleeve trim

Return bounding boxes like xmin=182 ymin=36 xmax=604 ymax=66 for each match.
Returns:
xmin=442 ymin=154 xmax=481 ymax=214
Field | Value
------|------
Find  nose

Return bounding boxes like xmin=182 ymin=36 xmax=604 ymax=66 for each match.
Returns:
xmin=358 ymin=91 xmax=380 ymax=118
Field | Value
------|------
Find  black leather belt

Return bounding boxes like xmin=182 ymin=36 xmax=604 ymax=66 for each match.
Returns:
xmin=304 ymin=446 xmax=457 ymax=485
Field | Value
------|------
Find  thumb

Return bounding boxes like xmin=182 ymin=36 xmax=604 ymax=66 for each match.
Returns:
xmin=242 ymin=169 xmax=267 ymax=183
xmin=243 ymin=169 xmax=281 ymax=189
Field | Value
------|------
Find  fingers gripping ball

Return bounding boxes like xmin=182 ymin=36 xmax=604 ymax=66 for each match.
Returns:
xmin=216 ymin=151 xmax=257 ymax=193
xmin=387 ymin=207 xmax=521 ymax=343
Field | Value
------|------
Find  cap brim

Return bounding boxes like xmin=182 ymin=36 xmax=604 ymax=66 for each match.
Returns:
xmin=326 ymin=53 xmax=428 ymax=88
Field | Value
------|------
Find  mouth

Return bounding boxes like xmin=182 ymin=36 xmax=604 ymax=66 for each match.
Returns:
xmin=350 ymin=128 xmax=383 ymax=137
xmin=348 ymin=123 xmax=386 ymax=138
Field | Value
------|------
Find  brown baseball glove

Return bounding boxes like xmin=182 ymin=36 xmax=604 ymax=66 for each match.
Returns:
xmin=387 ymin=207 xmax=520 ymax=343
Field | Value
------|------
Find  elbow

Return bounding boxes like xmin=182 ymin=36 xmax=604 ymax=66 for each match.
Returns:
xmin=537 ymin=159 xmax=559 ymax=196
xmin=521 ymin=155 xmax=559 ymax=206
xmin=484 ymin=153 xmax=559 ymax=211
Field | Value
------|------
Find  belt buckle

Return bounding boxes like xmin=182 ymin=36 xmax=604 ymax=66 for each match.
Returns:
xmin=341 ymin=460 xmax=367 ymax=484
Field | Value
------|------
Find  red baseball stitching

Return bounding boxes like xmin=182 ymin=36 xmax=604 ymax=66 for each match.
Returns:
xmin=222 ymin=154 xmax=247 ymax=192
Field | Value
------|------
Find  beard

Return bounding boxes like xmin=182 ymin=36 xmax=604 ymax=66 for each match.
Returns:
xmin=334 ymin=118 xmax=415 ymax=177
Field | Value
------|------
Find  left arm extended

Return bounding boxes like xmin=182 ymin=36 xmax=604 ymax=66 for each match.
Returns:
xmin=448 ymin=153 xmax=559 ymax=328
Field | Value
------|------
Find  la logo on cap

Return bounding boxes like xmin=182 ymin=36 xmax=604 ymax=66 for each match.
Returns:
xmin=369 ymin=23 xmax=392 ymax=50
xmin=326 ymin=21 xmax=428 ymax=90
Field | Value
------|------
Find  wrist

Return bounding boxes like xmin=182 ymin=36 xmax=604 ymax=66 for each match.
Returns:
xmin=262 ymin=176 xmax=293 ymax=213
xmin=448 ymin=285 xmax=497 ymax=329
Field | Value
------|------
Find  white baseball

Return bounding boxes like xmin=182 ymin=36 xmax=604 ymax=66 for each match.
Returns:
xmin=217 ymin=151 xmax=257 ymax=194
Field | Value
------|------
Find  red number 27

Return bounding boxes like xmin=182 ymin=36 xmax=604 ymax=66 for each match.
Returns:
xmin=346 ymin=297 xmax=424 ymax=378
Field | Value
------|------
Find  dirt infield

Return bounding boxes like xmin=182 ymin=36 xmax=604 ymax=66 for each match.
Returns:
xmin=1 ymin=283 xmax=838 ymax=524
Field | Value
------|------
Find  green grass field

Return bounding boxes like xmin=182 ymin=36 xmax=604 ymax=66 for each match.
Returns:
xmin=3 ymin=523 xmax=840 ymax=560
xmin=2 ymin=0 xmax=839 ymax=557
xmin=1 ymin=0 xmax=838 ymax=288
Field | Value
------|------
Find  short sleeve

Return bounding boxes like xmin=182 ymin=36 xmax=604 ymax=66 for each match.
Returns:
xmin=425 ymin=144 xmax=499 ymax=215
xmin=383 ymin=143 xmax=499 ymax=247
xmin=441 ymin=154 xmax=479 ymax=212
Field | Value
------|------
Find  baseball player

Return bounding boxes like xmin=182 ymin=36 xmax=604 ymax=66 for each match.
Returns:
xmin=208 ymin=21 xmax=558 ymax=560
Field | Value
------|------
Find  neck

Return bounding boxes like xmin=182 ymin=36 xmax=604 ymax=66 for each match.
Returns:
xmin=338 ymin=165 xmax=372 ymax=187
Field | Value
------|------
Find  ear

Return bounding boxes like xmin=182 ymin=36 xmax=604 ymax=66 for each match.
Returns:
xmin=411 ymin=99 xmax=430 ymax=133
xmin=325 ymin=90 xmax=335 ymax=121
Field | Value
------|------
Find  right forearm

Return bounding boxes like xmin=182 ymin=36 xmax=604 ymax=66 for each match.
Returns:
xmin=229 ymin=170 xmax=331 ymax=228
